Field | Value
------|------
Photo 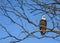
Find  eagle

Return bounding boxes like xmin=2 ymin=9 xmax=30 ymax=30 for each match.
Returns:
xmin=39 ymin=15 xmax=47 ymax=35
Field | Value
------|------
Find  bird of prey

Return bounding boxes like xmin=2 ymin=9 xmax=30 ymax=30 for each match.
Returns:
xmin=39 ymin=15 xmax=47 ymax=35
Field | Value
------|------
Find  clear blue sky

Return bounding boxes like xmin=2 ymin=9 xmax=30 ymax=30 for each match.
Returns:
xmin=0 ymin=0 xmax=60 ymax=43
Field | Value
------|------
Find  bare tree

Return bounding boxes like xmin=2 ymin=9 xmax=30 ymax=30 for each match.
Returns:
xmin=0 ymin=0 xmax=60 ymax=43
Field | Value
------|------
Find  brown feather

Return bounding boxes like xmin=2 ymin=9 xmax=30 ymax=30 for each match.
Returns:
xmin=40 ymin=20 xmax=47 ymax=35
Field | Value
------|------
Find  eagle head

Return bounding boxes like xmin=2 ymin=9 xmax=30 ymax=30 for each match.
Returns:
xmin=42 ymin=15 xmax=46 ymax=20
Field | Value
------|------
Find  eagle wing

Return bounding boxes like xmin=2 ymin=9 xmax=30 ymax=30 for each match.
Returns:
xmin=40 ymin=20 xmax=47 ymax=35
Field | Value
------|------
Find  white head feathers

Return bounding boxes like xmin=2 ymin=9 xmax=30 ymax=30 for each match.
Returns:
xmin=42 ymin=15 xmax=46 ymax=20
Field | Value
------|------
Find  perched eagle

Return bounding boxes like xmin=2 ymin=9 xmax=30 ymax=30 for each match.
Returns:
xmin=39 ymin=15 xmax=47 ymax=35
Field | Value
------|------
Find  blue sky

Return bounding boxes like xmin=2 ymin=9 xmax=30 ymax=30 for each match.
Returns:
xmin=0 ymin=0 xmax=60 ymax=43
